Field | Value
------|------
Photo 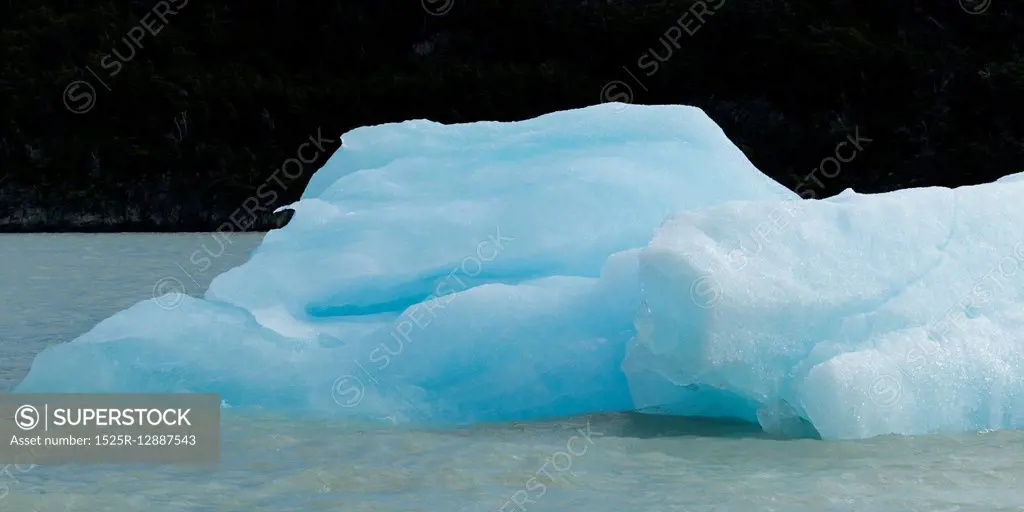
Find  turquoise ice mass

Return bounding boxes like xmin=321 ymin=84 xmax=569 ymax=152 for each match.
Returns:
xmin=16 ymin=103 xmax=1024 ymax=440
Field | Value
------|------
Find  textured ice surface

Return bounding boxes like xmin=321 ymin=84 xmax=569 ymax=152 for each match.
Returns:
xmin=20 ymin=104 xmax=1024 ymax=440
xmin=17 ymin=103 xmax=797 ymax=425
xmin=623 ymin=175 xmax=1024 ymax=439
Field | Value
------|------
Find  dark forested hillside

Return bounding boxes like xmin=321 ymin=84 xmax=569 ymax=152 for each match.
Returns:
xmin=1 ymin=0 xmax=1022 ymax=231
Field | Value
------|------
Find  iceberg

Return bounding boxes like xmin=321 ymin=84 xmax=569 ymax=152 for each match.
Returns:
xmin=21 ymin=101 xmax=1023 ymax=440
xmin=17 ymin=103 xmax=796 ymax=425
xmin=624 ymin=177 xmax=1024 ymax=439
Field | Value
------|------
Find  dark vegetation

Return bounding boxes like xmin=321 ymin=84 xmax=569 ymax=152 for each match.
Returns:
xmin=1 ymin=0 xmax=1021 ymax=232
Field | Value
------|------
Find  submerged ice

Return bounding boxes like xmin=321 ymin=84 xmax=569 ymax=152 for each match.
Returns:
xmin=17 ymin=103 xmax=1024 ymax=440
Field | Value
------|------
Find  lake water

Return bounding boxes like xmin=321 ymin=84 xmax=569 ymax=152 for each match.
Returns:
xmin=2 ymin=233 xmax=1023 ymax=511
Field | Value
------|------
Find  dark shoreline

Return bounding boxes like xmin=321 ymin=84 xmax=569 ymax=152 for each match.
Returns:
xmin=0 ymin=211 xmax=293 ymax=234
xmin=0 ymin=229 xmax=274 ymax=234
xmin=3 ymin=0 xmax=1022 ymax=232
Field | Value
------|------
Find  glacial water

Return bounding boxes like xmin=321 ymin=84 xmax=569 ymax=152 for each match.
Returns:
xmin=2 ymin=233 xmax=1023 ymax=512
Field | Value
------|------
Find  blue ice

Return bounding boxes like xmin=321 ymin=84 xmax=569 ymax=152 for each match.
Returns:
xmin=19 ymin=103 xmax=1024 ymax=440
xmin=17 ymin=103 xmax=795 ymax=425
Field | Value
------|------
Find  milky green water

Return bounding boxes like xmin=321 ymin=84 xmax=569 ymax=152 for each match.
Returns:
xmin=1 ymin=234 xmax=1022 ymax=512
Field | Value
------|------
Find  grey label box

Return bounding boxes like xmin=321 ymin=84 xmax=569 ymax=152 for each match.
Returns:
xmin=0 ymin=394 xmax=219 ymax=465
